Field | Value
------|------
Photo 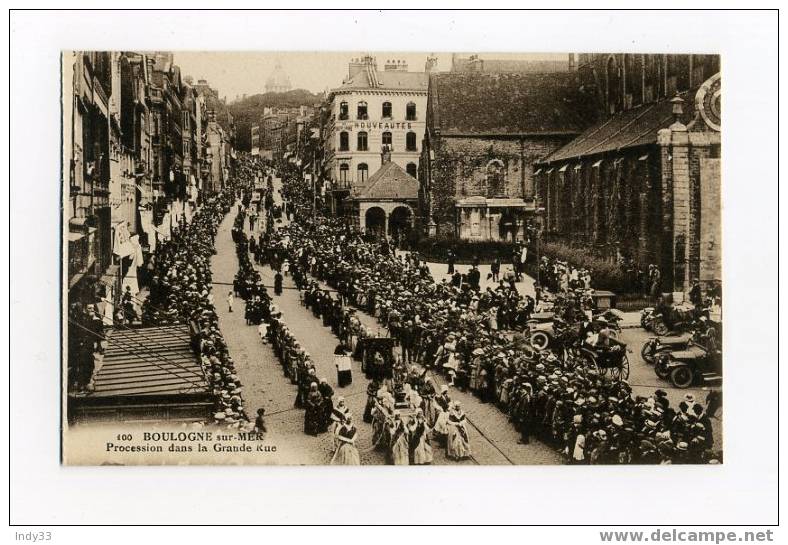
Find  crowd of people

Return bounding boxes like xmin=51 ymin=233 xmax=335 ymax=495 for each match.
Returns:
xmin=235 ymin=155 xmax=720 ymax=465
xmin=230 ymin=194 xmax=363 ymax=462
xmin=185 ymin=154 xmax=718 ymax=465
xmin=141 ymin=182 xmax=250 ymax=428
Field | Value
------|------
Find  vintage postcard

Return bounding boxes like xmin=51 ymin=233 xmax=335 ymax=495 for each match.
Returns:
xmin=62 ymin=50 xmax=722 ymax=466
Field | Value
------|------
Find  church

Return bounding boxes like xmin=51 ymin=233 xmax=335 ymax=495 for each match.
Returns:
xmin=265 ymin=61 xmax=292 ymax=94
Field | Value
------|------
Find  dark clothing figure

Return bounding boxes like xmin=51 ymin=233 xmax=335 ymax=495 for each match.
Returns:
xmin=304 ymin=387 xmax=324 ymax=436
xmin=491 ymin=259 xmax=500 ymax=282
xmin=318 ymin=382 xmax=335 ymax=433
xmin=274 ymin=272 xmax=283 ymax=296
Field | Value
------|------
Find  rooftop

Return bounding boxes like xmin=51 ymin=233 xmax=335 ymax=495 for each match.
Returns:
xmin=428 ymin=72 xmax=596 ymax=137
xmin=334 ymin=70 xmax=428 ymax=93
xmin=539 ymin=89 xmax=698 ymax=163
xmin=88 ymin=325 xmax=208 ymax=397
xmin=351 ymin=160 xmax=419 ymax=200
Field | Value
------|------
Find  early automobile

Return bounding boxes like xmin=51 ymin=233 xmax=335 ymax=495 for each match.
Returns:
xmin=655 ymin=342 xmax=722 ymax=388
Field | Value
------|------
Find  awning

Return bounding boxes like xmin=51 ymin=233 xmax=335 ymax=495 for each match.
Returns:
xmin=558 ymin=165 xmax=568 ymax=172
xmin=592 ymin=160 xmax=603 ymax=168
xmin=533 ymin=168 xmax=542 ymax=176
xmin=540 ymin=89 xmax=695 ymax=163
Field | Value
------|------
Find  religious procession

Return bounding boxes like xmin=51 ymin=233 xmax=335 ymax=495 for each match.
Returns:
xmin=64 ymin=50 xmax=723 ymax=468
xmin=194 ymin=149 xmax=719 ymax=466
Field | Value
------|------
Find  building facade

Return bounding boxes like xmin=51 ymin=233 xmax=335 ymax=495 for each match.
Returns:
xmin=534 ymin=53 xmax=721 ymax=292
xmin=66 ymin=51 xmax=230 ymax=307
xmin=324 ymin=55 xmax=431 ymax=215
xmin=66 ymin=52 xmax=113 ymax=302
xmin=419 ymin=71 xmax=596 ymax=240
xmin=347 ymin=149 xmax=419 ymax=240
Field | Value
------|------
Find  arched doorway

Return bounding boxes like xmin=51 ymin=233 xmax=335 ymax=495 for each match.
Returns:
xmin=389 ymin=206 xmax=413 ymax=245
xmin=365 ymin=207 xmax=386 ymax=238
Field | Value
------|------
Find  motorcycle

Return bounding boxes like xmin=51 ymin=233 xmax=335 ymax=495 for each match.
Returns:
xmin=640 ymin=333 xmax=692 ymax=366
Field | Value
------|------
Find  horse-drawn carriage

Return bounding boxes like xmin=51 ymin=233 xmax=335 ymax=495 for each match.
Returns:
xmin=525 ymin=312 xmax=631 ymax=380
xmin=570 ymin=337 xmax=631 ymax=380
xmin=356 ymin=336 xmax=396 ymax=382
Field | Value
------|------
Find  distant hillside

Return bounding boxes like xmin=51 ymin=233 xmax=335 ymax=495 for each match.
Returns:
xmin=228 ymin=89 xmax=323 ymax=151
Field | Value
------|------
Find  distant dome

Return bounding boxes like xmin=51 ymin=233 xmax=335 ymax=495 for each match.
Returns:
xmin=265 ymin=61 xmax=292 ymax=93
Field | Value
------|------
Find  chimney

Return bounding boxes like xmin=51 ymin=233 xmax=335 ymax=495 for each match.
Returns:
xmin=349 ymin=55 xmax=378 ymax=79
xmin=348 ymin=57 xmax=364 ymax=79
xmin=384 ymin=59 xmax=408 ymax=72
xmin=381 ymin=145 xmax=392 ymax=164
xmin=425 ymin=54 xmax=438 ymax=73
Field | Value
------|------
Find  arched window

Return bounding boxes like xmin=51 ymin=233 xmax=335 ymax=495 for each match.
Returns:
xmin=486 ymin=159 xmax=506 ymax=198
xmin=406 ymin=162 xmax=417 ymax=178
xmin=624 ymin=54 xmax=643 ymax=107
xmin=406 ymin=102 xmax=417 ymax=121
xmin=664 ymin=55 xmax=674 ymax=95
xmin=382 ymin=102 xmax=392 ymax=118
xmin=357 ymin=131 xmax=368 ymax=151
xmin=338 ymin=131 xmax=349 ymax=151
xmin=606 ymin=56 xmax=621 ymax=115
xmin=644 ymin=55 xmax=657 ymax=102
xmin=357 ymin=163 xmax=369 ymax=183
xmin=339 ymin=163 xmax=349 ymax=184
xmin=633 ymin=54 xmax=644 ymax=106
xmin=406 ymin=131 xmax=417 ymax=151
xmin=357 ymin=101 xmax=368 ymax=120
xmin=674 ymin=54 xmax=690 ymax=92
xmin=339 ymin=101 xmax=348 ymax=120
xmin=382 ymin=131 xmax=392 ymax=148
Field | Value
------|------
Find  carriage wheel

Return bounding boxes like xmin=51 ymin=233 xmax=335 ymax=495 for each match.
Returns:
xmin=619 ymin=354 xmax=630 ymax=380
xmin=582 ymin=352 xmax=599 ymax=375
xmin=640 ymin=340 xmax=657 ymax=365
xmin=529 ymin=331 xmax=551 ymax=351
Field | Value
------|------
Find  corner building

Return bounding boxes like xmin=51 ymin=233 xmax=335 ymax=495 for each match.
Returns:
xmin=325 ymin=55 xmax=434 ymax=215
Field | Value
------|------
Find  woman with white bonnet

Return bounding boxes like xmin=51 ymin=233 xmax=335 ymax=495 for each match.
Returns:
xmin=446 ymin=401 xmax=472 ymax=461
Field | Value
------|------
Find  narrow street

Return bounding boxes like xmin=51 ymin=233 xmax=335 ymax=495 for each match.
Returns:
xmin=211 ymin=206 xmax=336 ymax=464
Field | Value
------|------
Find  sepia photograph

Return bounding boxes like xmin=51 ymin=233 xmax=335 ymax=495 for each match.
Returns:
xmin=9 ymin=7 xmax=779 ymax=530
xmin=62 ymin=49 xmax=723 ymax=466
